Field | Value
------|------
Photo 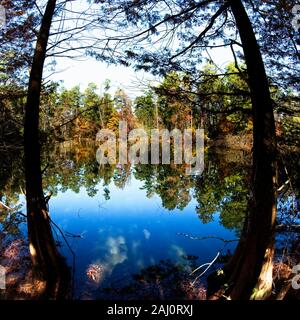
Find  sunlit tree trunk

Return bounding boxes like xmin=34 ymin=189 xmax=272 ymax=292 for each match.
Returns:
xmin=209 ymin=0 xmax=277 ymax=300
xmin=24 ymin=0 xmax=70 ymax=299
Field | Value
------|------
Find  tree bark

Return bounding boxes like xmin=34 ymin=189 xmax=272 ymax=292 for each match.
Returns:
xmin=209 ymin=0 xmax=277 ymax=300
xmin=24 ymin=0 xmax=70 ymax=299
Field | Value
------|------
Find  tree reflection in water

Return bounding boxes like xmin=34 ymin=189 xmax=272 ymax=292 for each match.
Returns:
xmin=0 ymin=140 xmax=299 ymax=299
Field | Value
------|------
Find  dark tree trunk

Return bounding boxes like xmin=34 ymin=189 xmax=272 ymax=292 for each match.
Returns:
xmin=209 ymin=0 xmax=277 ymax=300
xmin=24 ymin=0 xmax=70 ymax=299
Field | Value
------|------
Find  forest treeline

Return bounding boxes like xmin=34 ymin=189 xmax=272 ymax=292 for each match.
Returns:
xmin=1 ymin=62 xmax=299 ymax=145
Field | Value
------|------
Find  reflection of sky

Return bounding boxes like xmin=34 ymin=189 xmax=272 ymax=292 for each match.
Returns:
xmin=49 ymin=176 xmax=237 ymax=298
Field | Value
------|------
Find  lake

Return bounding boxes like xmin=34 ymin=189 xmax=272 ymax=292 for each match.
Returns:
xmin=0 ymin=140 xmax=299 ymax=299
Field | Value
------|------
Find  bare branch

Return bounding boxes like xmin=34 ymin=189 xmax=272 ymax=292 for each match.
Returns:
xmin=170 ymin=2 xmax=230 ymax=61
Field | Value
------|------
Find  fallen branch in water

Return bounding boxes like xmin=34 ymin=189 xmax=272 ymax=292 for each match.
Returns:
xmin=48 ymin=216 xmax=76 ymax=257
xmin=65 ymin=231 xmax=84 ymax=238
xmin=276 ymin=224 xmax=300 ymax=232
xmin=190 ymin=252 xmax=220 ymax=285
xmin=14 ymin=210 xmax=76 ymax=258
xmin=177 ymin=232 xmax=238 ymax=243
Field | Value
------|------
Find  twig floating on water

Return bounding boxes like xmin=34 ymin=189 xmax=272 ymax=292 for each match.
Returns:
xmin=177 ymin=232 xmax=238 ymax=243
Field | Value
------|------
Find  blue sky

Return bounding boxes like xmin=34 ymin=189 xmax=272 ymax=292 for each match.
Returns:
xmin=48 ymin=45 xmax=234 ymax=99
xmin=48 ymin=57 xmax=155 ymax=99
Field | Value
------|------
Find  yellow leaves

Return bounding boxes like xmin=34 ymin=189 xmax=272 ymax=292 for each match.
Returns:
xmin=292 ymin=116 xmax=300 ymax=123
xmin=14 ymin=11 xmax=25 ymax=17
xmin=217 ymin=269 xmax=224 ymax=276
xmin=250 ymin=287 xmax=272 ymax=300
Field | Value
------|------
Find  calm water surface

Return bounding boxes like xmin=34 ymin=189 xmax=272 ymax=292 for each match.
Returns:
xmin=42 ymin=143 xmax=247 ymax=298
xmin=1 ymin=141 xmax=298 ymax=299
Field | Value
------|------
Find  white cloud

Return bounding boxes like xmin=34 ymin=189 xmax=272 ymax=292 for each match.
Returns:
xmin=143 ymin=229 xmax=151 ymax=240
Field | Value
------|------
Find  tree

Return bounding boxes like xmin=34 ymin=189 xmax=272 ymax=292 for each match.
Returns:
xmin=82 ymin=83 xmax=102 ymax=124
xmin=0 ymin=1 xmax=39 ymax=146
xmin=247 ymin=0 xmax=300 ymax=91
xmin=23 ymin=0 xmax=70 ymax=298
xmin=194 ymin=154 xmax=249 ymax=233
xmin=90 ymin=0 xmax=285 ymax=299
xmin=155 ymin=72 xmax=194 ymax=130
xmin=134 ymin=164 xmax=193 ymax=210
xmin=100 ymin=81 xmax=115 ymax=126
xmin=0 ymin=0 xmax=38 ymax=86
xmin=2 ymin=0 xmax=297 ymax=300
xmin=207 ymin=0 xmax=277 ymax=300
xmin=56 ymin=85 xmax=82 ymax=139
xmin=114 ymin=88 xmax=135 ymax=130
xmin=134 ymin=91 xmax=157 ymax=129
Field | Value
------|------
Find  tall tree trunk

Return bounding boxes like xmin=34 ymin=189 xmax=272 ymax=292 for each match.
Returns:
xmin=24 ymin=0 xmax=70 ymax=299
xmin=209 ymin=0 xmax=277 ymax=300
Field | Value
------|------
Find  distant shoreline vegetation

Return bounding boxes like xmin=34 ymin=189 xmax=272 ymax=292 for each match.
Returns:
xmin=95 ymin=121 xmax=204 ymax=175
